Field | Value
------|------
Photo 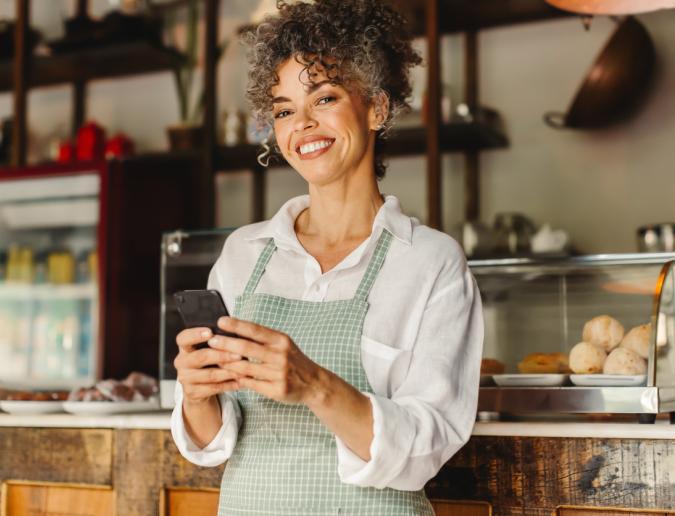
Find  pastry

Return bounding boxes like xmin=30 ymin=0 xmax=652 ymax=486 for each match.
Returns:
xmin=481 ymin=358 xmax=505 ymax=375
xmin=550 ymin=352 xmax=572 ymax=374
xmin=518 ymin=353 xmax=562 ymax=374
xmin=569 ymin=341 xmax=607 ymax=374
xmin=582 ymin=315 xmax=624 ymax=352
xmin=603 ymin=347 xmax=647 ymax=375
xmin=67 ymin=372 xmax=159 ymax=402
xmin=620 ymin=323 xmax=651 ymax=359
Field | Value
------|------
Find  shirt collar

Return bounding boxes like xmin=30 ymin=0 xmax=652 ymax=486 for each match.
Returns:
xmin=243 ymin=194 xmax=413 ymax=248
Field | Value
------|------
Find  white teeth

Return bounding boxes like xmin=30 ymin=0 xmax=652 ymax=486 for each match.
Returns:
xmin=299 ymin=140 xmax=332 ymax=155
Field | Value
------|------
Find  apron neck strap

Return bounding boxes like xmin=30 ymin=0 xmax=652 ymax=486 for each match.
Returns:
xmin=242 ymin=229 xmax=393 ymax=300
xmin=353 ymin=229 xmax=393 ymax=302
xmin=242 ymin=238 xmax=277 ymax=296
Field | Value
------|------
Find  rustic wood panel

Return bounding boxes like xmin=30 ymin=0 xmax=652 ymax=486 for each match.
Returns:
xmin=558 ymin=507 xmax=672 ymax=515
xmin=161 ymin=431 xmax=223 ymax=488
xmin=113 ymin=429 xmax=165 ymax=516
xmin=2 ymin=481 xmax=113 ymax=516
xmin=431 ymin=499 xmax=492 ymax=515
xmin=0 ymin=428 xmax=112 ymax=485
xmin=2 ymin=428 xmax=675 ymax=516
xmin=162 ymin=487 xmax=219 ymax=516
xmin=429 ymin=437 xmax=675 ymax=516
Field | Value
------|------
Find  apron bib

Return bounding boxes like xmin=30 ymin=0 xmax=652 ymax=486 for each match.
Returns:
xmin=218 ymin=230 xmax=434 ymax=515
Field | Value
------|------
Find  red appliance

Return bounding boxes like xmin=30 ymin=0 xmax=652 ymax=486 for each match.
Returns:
xmin=105 ymin=133 xmax=135 ymax=159
xmin=76 ymin=121 xmax=107 ymax=161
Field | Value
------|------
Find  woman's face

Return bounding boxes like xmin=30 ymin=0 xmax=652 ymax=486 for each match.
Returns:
xmin=271 ymin=57 xmax=378 ymax=187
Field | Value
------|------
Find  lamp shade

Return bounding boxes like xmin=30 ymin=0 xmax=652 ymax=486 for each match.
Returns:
xmin=546 ymin=0 xmax=675 ymax=14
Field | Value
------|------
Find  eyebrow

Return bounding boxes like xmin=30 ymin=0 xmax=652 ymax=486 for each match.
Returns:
xmin=271 ymin=80 xmax=332 ymax=104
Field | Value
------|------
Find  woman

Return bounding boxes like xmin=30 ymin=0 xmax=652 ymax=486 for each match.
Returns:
xmin=171 ymin=1 xmax=483 ymax=514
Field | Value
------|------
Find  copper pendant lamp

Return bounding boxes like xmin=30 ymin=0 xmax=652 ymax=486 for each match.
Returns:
xmin=546 ymin=0 xmax=675 ymax=15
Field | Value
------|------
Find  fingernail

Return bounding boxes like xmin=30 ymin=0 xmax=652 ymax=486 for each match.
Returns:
xmin=208 ymin=337 xmax=219 ymax=346
xmin=201 ymin=330 xmax=212 ymax=339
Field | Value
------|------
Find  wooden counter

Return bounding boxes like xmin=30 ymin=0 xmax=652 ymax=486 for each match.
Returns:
xmin=0 ymin=414 xmax=674 ymax=515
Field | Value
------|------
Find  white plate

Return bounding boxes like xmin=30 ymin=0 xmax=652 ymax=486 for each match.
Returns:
xmin=492 ymin=374 xmax=568 ymax=387
xmin=570 ymin=374 xmax=647 ymax=387
xmin=62 ymin=399 xmax=160 ymax=415
xmin=0 ymin=400 xmax=65 ymax=415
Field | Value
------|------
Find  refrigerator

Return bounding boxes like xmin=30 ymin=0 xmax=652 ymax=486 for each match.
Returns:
xmin=0 ymin=155 xmax=199 ymax=390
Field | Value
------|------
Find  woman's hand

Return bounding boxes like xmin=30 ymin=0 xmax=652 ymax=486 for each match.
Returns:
xmin=210 ymin=317 xmax=325 ymax=405
xmin=174 ymin=327 xmax=243 ymax=405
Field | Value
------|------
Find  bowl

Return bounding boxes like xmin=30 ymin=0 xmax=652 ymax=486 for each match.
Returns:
xmin=544 ymin=16 xmax=656 ymax=129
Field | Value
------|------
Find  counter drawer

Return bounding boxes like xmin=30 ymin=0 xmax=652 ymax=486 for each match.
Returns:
xmin=1 ymin=480 xmax=113 ymax=516
xmin=431 ymin=499 xmax=492 ymax=515
xmin=161 ymin=487 xmax=219 ymax=516
xmin=558 ymin=507 xmax=674 ymax=515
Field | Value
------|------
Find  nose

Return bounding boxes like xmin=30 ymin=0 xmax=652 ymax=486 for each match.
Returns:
xmin=293 ymin=108 xmax=317 ymax=133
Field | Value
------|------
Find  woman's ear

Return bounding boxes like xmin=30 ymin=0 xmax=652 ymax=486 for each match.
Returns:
xmin=369 ymin=91 xmax=390 ymax=131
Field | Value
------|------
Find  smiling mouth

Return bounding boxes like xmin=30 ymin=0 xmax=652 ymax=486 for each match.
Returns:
xmin=296 ymin=139 xmax=335 ymax=158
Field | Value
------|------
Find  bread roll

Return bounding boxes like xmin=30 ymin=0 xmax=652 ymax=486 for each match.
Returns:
xmin=582 ymin=315 xmax=624 ymax=352
xmin=620 ymin=323 xmax=651 ymax=359
xmin=481 ymin=358 xmax=505 ymax=375
xmin=603 ymin=347 xmax=647 ymax=375
xmin=569 ymin=342 xmax=607 ymax=374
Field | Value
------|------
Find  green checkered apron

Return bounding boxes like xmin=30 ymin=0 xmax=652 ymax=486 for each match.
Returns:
xmin=217 ymin=229 xmax=435 ymax=515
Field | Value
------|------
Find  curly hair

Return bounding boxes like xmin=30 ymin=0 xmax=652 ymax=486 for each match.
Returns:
xmin=241 ymin=0 xmax=422 ymax=179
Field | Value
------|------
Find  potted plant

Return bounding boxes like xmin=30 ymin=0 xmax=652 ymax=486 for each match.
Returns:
xmin=161 ymin=0 xmax=228 ymax=151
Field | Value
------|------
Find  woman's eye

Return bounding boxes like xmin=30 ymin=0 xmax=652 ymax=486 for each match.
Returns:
xmin=317 ymin=96 xmax=336 ymax=106
xmin=274 ymin=110 xmax=291 ymax=119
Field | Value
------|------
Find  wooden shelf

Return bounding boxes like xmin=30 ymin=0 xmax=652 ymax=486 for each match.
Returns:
xmin=396 ymin=0 xmax=572 ymax=36
xmin=0 ymin=41 xmax=186 ymax=92
xmin=215 ymin=117 xmax=508 ymax=172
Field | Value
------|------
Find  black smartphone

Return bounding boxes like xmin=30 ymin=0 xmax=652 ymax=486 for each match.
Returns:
xmin=173 ymin=289 xmax=232 ymax=349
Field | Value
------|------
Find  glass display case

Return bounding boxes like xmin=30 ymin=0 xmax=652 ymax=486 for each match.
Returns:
xmin=0 ymin=172 xmax=100 ymax=389
xmin=157 ymin=230 xmax=675 ymax=420
xmin=472 ymin=254 xmax=675 ymax=422
xmin=159 ymin=228 xmax=234 ymax=408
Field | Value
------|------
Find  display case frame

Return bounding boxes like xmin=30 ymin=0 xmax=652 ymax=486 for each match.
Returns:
xmin=470 ymin=253 xmax=675 ymax=423
xmin=159 ymin=228 xmax=235 ymax=408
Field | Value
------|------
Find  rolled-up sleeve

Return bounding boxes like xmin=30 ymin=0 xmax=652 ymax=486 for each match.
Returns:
xmin=170 ymin=381 xmax=242 ymax=467
xmin=335 ymin=261 xmax=483 ymax=490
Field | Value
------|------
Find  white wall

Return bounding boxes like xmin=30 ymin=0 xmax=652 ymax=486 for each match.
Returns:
xmin=2 ymin=4 xmax=674 ymax=253
xmin=479 ymin=12 xmax=675 ymax=253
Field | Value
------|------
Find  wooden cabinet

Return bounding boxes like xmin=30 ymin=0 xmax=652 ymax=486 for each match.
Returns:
xmin=159 ymin=492 xmax=491 ymax=516
xmin=2 ymin=428 xmax=675 ymax=516
xmin=161 ymin=488 xmax=219 ymax=516
xmin=557 ymin=507 xmax=674 ymax=515
xmin=431 ymin=499 xmax=491 ymax=516
xmin=1 ymin=481 xmax=114 ymax=516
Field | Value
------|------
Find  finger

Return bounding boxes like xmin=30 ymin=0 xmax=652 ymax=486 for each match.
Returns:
xmin=184 ymin=347 xmax=241 ymax=369
xmin=180 ymin=367 xmax=242 ymax=385
xmin=211 ymin=335 xmax=276 ymax=364
xmin=184 ymin=381 xmax=240 ymax=401
xmin=218 ymin=317 xmax=280 ymax=345
xmin=176 ymin=327 xmax=213 ymax=350
xmin=220 ymin=359 xmax=282 ymax=381
xmin=206 ymin=336 xmax=242 ymax=361
xmin=237 ymin=377 xmax=278 ymax=399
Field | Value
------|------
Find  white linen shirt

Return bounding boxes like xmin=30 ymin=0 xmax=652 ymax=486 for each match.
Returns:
xmin=171 ymin=194 xmax=484 ymax=491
